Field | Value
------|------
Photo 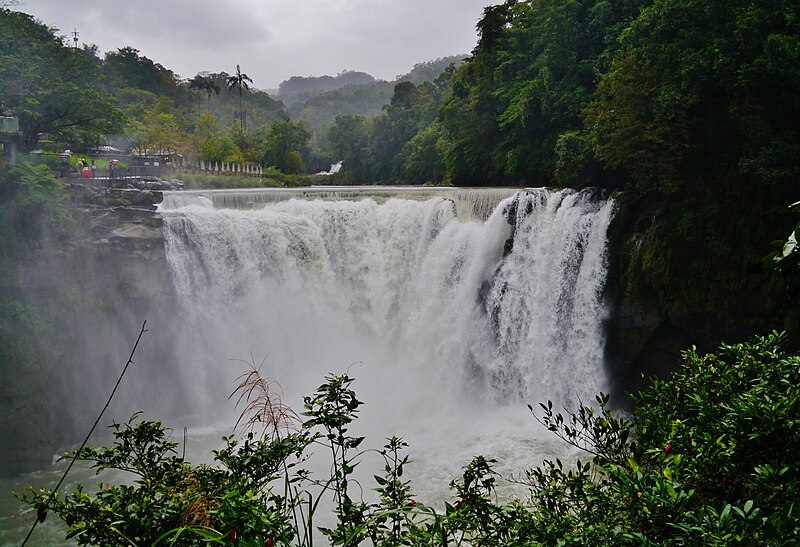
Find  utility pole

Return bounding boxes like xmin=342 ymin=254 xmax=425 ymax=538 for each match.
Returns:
xmin=72 ymin=28 xmax=79 ymax=49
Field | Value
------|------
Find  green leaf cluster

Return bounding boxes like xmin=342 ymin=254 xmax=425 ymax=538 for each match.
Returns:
xmin=19 ymin=334 xmax=800 ymax=545
xmin=0 ymin=9 xmax=126 ymax=149
xmin=522 ymin=332 xmax=800 ymax=545
xmin=0 ymin=159 xmax=68 ymax=256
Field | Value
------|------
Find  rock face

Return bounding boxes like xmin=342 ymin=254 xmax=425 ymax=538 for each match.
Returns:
xmin=601 ymin=191 xmax=794 ymax=402
xmin=0 ymin=180 xmax=182 ymax=477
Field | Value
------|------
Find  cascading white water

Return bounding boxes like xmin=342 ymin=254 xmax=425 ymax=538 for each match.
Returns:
xmin=157 ymin=186 xmax=615 ymax=500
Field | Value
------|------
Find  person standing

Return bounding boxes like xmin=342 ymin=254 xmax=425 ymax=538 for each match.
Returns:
xmin=90 ymin=160 xmax=96 ymax=178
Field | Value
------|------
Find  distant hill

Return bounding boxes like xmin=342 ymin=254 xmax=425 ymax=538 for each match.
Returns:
xmin=287 ymin=82 xmax=394 ymax=133
xmin=278 ymin=71 xmax=376 ymax=106
xmin=396 ymin=55 xmax=468 ymax=85
xmin=285 ymin=55 xmax=467 ymax=133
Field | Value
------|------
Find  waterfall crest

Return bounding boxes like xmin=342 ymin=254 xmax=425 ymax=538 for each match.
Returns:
xmin=158 ymin=187 xmax=614 ymax=410
xmin=158 ymin=186 xmax=519 ymax=222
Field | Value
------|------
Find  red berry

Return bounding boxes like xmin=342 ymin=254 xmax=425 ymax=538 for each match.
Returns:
xmin=665 ymin=443 xmax=672 ymax=454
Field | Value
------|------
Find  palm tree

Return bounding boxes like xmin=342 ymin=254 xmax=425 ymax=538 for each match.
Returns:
xmin=188 ymin=74 xmax=221 ymax=109
xmin=227 ymin=64 xmax=253 ymax=131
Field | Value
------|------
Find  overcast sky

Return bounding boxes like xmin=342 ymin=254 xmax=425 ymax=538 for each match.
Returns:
xmin=17 ymin=0 xmax=498 ymax=90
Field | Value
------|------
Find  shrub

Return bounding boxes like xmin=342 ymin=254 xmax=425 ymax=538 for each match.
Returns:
xmin=19 ymin=334 xmax=800 ymax=545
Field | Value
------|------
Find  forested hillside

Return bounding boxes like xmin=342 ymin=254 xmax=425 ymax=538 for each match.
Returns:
xmin=284 ymin=56 xmax=467 ymax=138
xmin=0 ymin=9 xmax=311 ymax=173
xmin=327 ymin=0 xmax=798 ymax=190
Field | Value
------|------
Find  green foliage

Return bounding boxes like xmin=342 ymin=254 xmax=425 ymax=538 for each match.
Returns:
xmin=286 ymin=81 xmax=393 ymax=135
xmin=279 ymin=71 xmax=376 ymax=99
xmin=200 ymin=135 xmax=241 ymax=165
xmin=0 ymin=9 xmax=126 ymax=148
xmin=103 ymin=47 xmax=183 ymax=101
xmin=764 ymin=202 xmax=800 ymax=302
xmin=0 ymin=160 xmax=68 ymax=255
xmin=554 ymin=129 xmax=602 ymax=188
xmin=285 ymin=59 xmax=464 ymax=136
xmin=177 ymin=171 xmax=308 ymax=190
xmin=227 ymin=65 xmax=254 ymax=130
xmin=19 ymin=413 xmax=303 ymax=545
xmin=437 ymin=0 xmax=642 ymax=186
xmin=323 ymin=115 xmax=373 ymax=183
xmin=188 ymin=74 xmax=221 ymax=103
xmin=584 ymin=0 xmax=800 ymax=194
xmin=252 ymin=120 xmax=311 ymax=174
xmin=126 ymin=104 xmax=185 ymax=155
xmin=323 ymin=77 xmax=452 ymax=183
xmin=402 ymin=123 xmax=447 ymax=184
xmin=524 ymin=332 xmax=800 ymax=545
xmin=397 ymin=56 xmax=467 ymax=85
xmin=302 ymin=373 xmax=369 ymax=544
xmin=20 ymin=335 xmax=800 ymax=545
xmin=583 ymin=52 xmax=685 ymax=194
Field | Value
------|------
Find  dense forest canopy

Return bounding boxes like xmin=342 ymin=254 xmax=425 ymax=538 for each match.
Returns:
xmin=0 ymin=10 xmax=124 ymax=149
xmin=3 ymin=2 xmax=797 ymax=189
xmin=323 ymin=0 xmax=798 ymax=190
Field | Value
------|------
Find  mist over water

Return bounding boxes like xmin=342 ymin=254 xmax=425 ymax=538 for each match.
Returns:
xmin=1 ymin=187 xmax=614 ymax=543
xmin=158 ymin=187 xmax=615 ymax=499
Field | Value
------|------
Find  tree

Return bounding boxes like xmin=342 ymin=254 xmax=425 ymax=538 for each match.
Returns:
xmin=584 ymin=0 xmax=800 ymax=195
xmin=187 ymin=73 xmax=220 ymax=107
xmin=102 ymin=47 xmax=183 ymax=100
xmin=402 ymin=123 xmax=446 ymax=183
xmin=201 ymin=135 xmax=241 ymax=165
xmin=437 ymin=0 xmax=643 ymax=186
xmin=227 ymin=64 xmax=254 ymax=131
xmin=0 ymin=10 xmax=125 ymax=148
xmin=366 ymin=80 xmax=447 ymax=182
xmin=253 ymin=120 xmax=310 ymax=173
xmin=20 ymin=335 xmax=800 ymax=545
xmin=324 ymin=115 xmax=373 ymax=182
xmin=125 ymin=103 xmax=186 ymax=156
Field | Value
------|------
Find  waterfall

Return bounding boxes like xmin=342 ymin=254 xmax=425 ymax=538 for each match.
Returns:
xmin=157 ymin=187 xmax=614 ymax=413
xmin=158 ymin=186 xmax=519 ymax=222
xmin=0 ymin=186 xmax=615 ymax=542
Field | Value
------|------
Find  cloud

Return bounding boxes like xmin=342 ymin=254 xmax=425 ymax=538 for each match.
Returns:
xmin=19 ymin=0 xmax=497 ymax=87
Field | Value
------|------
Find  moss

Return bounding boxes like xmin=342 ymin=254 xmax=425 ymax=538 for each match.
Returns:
xmin=617 ymin=186 xmax=795 ymax=342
